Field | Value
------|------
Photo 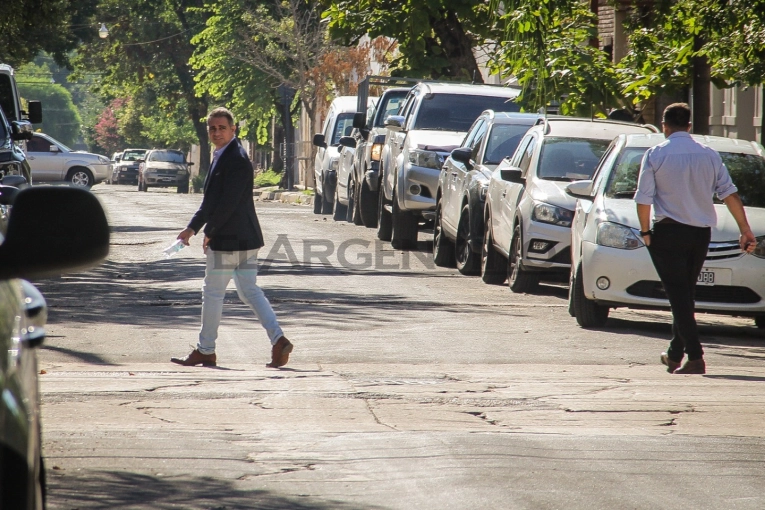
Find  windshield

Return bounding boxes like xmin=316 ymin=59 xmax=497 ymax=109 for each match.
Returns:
xmin=483 ymin=124 xmax=533 ymax=165
xmin=538 ymin=138 xmax=610 ymax=181
xmin=605 ymin=147 xmax=765 ymax=207
xmin=374 ymin=92 xmax=407 ymax=127
xmin=122 ymin=150 xmax=147 ymax=161
xmin=413 ymin=93 xmax=520 ymax=132
xmin=149 ymin=151 xmax=185 ymax=163
xmin=331 ymin=113 xmax=355 ymax=145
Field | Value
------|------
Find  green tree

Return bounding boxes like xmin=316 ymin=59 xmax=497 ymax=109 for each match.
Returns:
xmin=73 ymin=0 xmax=211 ymax=172
xmin=16 ymin=62 xmax=82 ymax=146
xmin=322 ymin=0 xmax=488 ymax=82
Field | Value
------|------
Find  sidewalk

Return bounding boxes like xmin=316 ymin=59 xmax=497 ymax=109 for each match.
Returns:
xmin=254 ymin=185 xmax=313 ymax=206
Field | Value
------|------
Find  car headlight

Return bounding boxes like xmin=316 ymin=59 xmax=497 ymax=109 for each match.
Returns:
xmin=532 ymin=202 xmax=574 ymax=227
xmin=329 ymin=158 xmax=339 ymax=171
xmin=98 ymin=155 xmax=109 ymax=164
xmin=596 ymin=222 xmax=643 ymax=250
xmin=753 ymin=235 xmax=765 ymax=259
xmin=408 ymin=149 xmax=442 ymax=170
xmin=371 ymin=143 xmax=384 ymax=162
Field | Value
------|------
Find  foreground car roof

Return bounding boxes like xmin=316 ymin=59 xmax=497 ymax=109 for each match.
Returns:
xmin=624 ymin=133 xmax=765 ymax=155
xmin=419 ymin=82 xmax=521 ymax=98
xmin=539 ymin=118 xmax=658 ymax=139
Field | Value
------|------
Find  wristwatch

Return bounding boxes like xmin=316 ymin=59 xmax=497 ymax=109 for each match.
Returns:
xmin=640 ymin=230 xmax=652 ymax=236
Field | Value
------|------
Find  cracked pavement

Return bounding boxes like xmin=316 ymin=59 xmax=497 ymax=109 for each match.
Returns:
xmin=35 ymin=186 xmax=765 ymax=509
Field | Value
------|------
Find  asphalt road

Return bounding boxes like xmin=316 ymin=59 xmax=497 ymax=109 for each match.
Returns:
xmin=35 ymin=184 xmax=765 ymax=509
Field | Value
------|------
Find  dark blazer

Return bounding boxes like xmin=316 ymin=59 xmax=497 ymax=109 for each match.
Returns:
xmin=187 ymin=138 xmax=264 ymax=251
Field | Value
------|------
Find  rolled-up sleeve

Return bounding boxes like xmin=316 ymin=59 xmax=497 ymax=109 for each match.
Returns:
xmin=634 ymin=149 xmax=655 ymax=205
xmin=713 ymin=156 xmax=737 ymax=200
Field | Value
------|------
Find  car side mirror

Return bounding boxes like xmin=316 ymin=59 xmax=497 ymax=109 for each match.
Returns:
xmin=384 ymin=115 xmax=406 ymax=132
xmin=565 ymin=180 xmax=595 ymax=201
xmin=187 ymin=161 xmax=194 ymax=166
xmin=10 ymin=121 xmax=33 ymax=141
xmin=450 ymin=147 xmax=473 ymax=168
xmin=312 ymin=133 xmax=327 ymax=148
xmin=27 ymin=101 xmax=43 ymax=124
xmin=500 ymin=167 xmax=525 ymax=184
xmin=338 ymin=136 xmax=357 ymax=149
xmin=0 ymin=186 xmax=109 ymax=280
xmin=352 ymin=112 xmax=366 ymax=129
xmin=0 ymin=175 xmax=28 ymax=189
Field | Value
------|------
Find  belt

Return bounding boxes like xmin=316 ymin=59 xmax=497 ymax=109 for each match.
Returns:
xmin=656 ymin=217 xmax=681 ymax=225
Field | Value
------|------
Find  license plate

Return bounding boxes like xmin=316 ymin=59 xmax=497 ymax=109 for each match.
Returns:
xmin=697 ymin=270 xmax=715 ymax=286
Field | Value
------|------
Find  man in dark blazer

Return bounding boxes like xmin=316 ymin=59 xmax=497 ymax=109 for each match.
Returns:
xmin=171 ymin=107 xmax=293 ymax=368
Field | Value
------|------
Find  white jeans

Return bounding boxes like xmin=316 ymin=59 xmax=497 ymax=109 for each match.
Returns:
xmin=197 ymin=248 xmax=283 ymax=355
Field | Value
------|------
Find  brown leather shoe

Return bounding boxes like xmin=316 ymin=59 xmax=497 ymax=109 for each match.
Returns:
xmin=661 ymin=352 xmax=682 ymax=374
xmin=674 ymin=359 xmax=705 ymax=375
xmin=171 ymin=349 xmax=216 ymax=367
xmin=266 ymin=336 xmax=293 ymax=368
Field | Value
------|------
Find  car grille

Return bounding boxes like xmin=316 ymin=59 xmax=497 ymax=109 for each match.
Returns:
xmin=706 ymin=240 xmax=742 ymax=261
xmin=626 ymin=280 xmax=761 ymax=304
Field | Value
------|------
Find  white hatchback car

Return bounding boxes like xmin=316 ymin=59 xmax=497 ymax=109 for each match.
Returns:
xmin=567 ymin=133 xmax=765 ymax=328
xmin=484 ymin=117 xmax=658 ymax=293
xmin=26 ymin=133 xmax=110 ymax=188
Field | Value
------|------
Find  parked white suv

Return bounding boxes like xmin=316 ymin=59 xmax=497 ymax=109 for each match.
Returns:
xmin=312 ymin=96 xmax=376 ymax=214
xmin=377 ymin=82 xmax=521 ymax=249
xmin=26 ymin=133 xmax=110 ymax=188
xmin=567 ymin=133 xmax=765 ymax=328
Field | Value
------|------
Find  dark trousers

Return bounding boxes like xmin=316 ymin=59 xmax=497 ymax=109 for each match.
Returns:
xmin=647 ymin=222 xmax=711 ymax=362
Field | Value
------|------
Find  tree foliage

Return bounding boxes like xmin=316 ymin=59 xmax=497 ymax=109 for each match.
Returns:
xmin=322 ymin=0 xmax=487 ymax=82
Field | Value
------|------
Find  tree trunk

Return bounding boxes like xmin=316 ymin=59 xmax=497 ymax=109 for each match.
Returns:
xmin=429 ymin=10 xmax=483 ymax=83
xmin=691 ymin=36 xmax=710 ymax=135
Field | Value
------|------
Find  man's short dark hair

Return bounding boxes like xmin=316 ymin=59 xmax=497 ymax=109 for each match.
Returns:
xmin=662 ymin=103 xmax=691 ymax=129
xmin=208 ymin=107 xmax=235 ymax=127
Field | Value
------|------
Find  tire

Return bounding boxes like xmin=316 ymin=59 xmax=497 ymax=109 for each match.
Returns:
xmin=333 ymin=193 xmax=348 ymax=221
xmin=455 ymin=204 xmax=480 ymax=275
xmin=433 ymin=199 xmax=456 ymax=267
xmin=567 ymin=269 xmax=576 ymax=317
xmin=321 ymin=178 xmax=333 ymax=214
xmin=481 ymin=212 xmax=506 ymax=284
xmin=177 ymin=182 xmax=189 ymax=194
xmin=349 ymin=179 xmax=363 ymax=225
xmin=755 ymin=316 xmax=765 ymax=329
xmin=137 ymin=180 xmax=143 ymax=191
xmin=142 ymin=183 xmax=149 ymax=192
xmin=391 ymin=192 xmax=418 ymax=250
xmin=572 ymin=263 xmax=609 ymax=327
xmin=377 ymin=185 xmax=393 ymax=241
xmin=68 ymin=167 xmax=93 ymax=188
xmin=358 ymin=176 xmax=378 ymax=228
xmin=313 ymin=190 xmax=323 ymax=214
xmin=508 ymin=224 xmax=539 ymax=293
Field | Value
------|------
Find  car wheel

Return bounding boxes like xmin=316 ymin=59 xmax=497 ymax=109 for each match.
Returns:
xmin=377 ymin=184 xmax=393 ymax=241
xmin=455 ymin=204 xmax=480 ymax=275
xmin=321 ymin=178 xmax=333 ymax=214
xmin=142 ymin=183 xmax=149 ymax=192
xmin=349 ymin=178 xmax=363 ymax=225
xmin=433 ymin=198 xmax=456 ymax=267
xmin=68 ymin=167 xmax=93 ymax=188
xmin=333 ymin=192 xmax=348 ymax=221
xmin=755 ymin=316 xmax=765 ymax=329
xmin=572 ymin=262 xmax=609 ymax=327
xmin=359 ymin=177 xmax=378 ymax=228
xmin=177 ymin=182 xmax=189 ymax=194
xmin=567 ymin=268 xmax=576 ymax=317
xmin=391 ymin=191 xmax=418 ymax=250
xmin=508 ymin=223 xmax=539 ymax=293
xmin=481 ymin=212 xmax=506 ymax=284
xmin=313 ymin=189 xmax=323 ymax=214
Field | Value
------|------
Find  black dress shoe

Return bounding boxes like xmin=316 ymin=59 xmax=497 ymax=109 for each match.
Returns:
xmin=661 ymin=352 xmax=682 ymax=374
xmin=674 ymin=359 xmax=705 ymax=375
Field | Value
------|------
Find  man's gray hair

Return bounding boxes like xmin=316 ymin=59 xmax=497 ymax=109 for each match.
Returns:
xmin=208 ymin=107 xmax=235 ymax=126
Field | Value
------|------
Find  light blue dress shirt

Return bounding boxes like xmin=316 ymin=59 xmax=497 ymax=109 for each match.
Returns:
xmin=635 ymin=132 xmax=737 ymax=228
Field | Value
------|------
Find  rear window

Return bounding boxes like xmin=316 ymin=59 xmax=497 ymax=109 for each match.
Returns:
xmin=483 ymin=124 xmax=533 ymax=165
xmin=413 ymin=93 xmax=519 ymax=132
xmin=331 ymin=113 xmax=355 ymax=145
xmin=538 ymin=138 xmax=610 ymax=181
xmin=604 ymin=148 xmax=765 ymax=207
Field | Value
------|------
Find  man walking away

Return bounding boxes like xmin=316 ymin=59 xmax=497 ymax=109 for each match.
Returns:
xmin=171 ymin=107 xmax=294 ymax=369
xmin=635 ymin=103 xmax=755 ymax=375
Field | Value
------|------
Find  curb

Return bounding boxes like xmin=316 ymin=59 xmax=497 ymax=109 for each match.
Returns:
xmin=253 ymin=189 xmax=313 ymax=206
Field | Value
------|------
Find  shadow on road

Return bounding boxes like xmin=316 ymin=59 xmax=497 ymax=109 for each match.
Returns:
xmin=48 ymin=470 xmax=387 ymax=510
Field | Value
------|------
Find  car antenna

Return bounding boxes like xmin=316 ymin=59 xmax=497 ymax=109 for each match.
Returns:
xmin=472 ymin=70 xmax=476 ymax=84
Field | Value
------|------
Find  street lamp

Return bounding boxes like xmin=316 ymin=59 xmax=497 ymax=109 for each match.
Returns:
xmin=99 ymin=23 xmax=109 ymax=39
